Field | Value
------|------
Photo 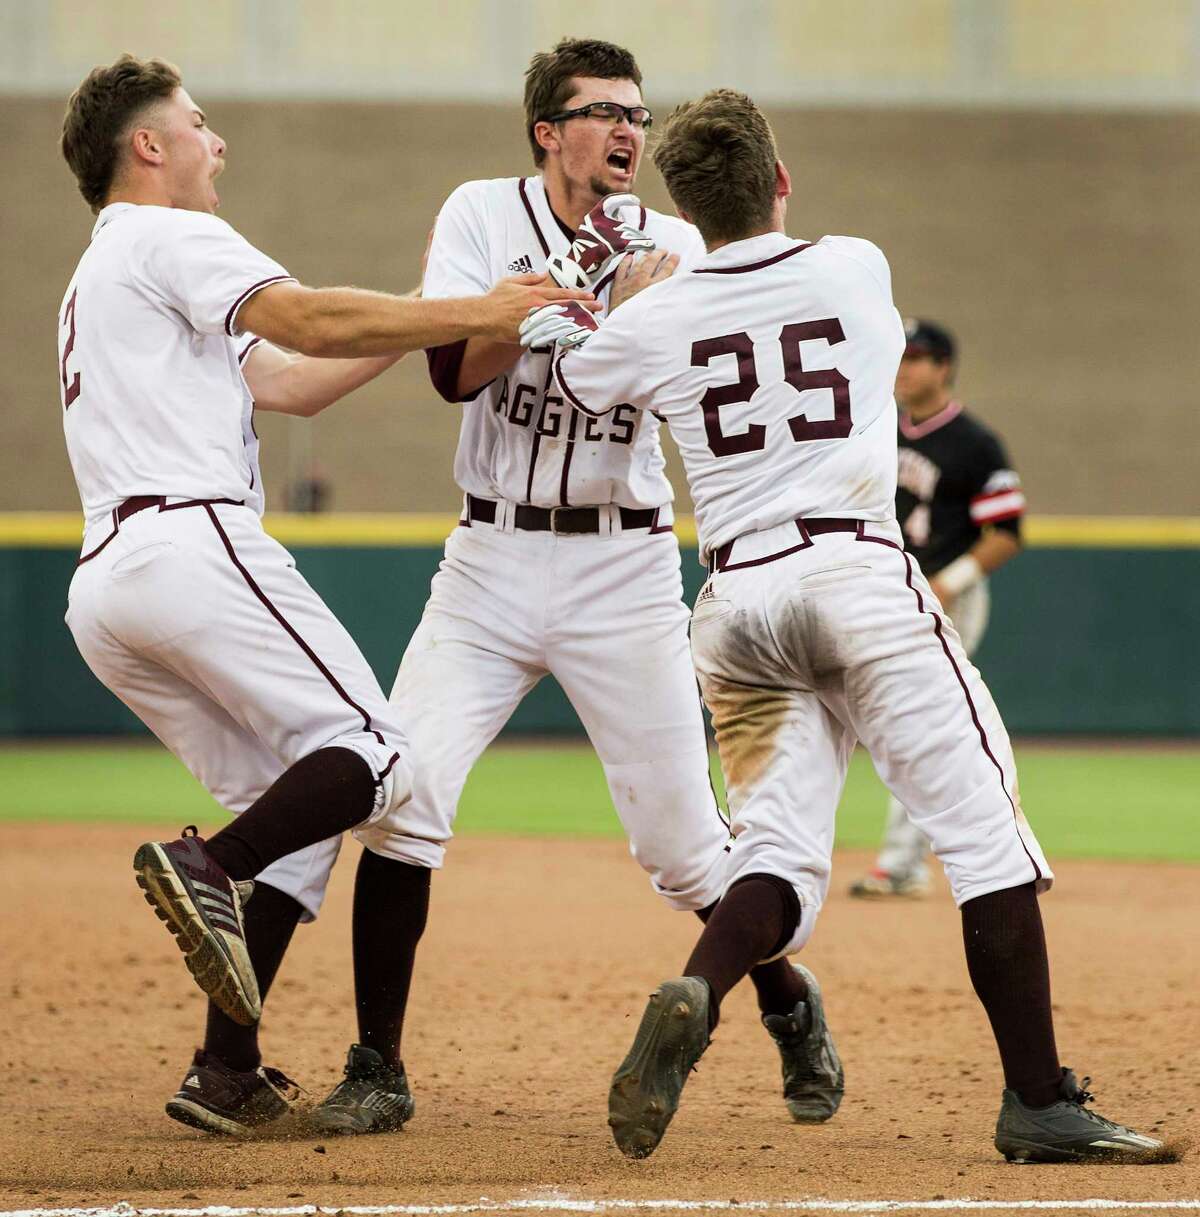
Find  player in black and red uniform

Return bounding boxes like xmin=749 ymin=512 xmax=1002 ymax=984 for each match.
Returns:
xmin=850 ymin=318 xmax=1026 ymax=898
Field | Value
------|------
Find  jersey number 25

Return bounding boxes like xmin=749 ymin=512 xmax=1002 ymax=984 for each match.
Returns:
xmin=692 ymin=318 xmax=850 ymax=458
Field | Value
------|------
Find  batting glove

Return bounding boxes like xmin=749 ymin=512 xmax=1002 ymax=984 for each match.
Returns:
xmin=546 ymin=193 xmax=655 ymax=289
xmin=519 ymin=302 xmax=600 ymax=351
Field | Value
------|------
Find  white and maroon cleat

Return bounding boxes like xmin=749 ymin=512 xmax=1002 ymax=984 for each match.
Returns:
xmin=133 ymin=826 xmax=261 ymax=1024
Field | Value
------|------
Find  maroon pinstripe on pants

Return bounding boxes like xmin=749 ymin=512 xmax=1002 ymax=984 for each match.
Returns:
xmin=202 ymin=505 xmax=393 ymax=769
xmin=855 ymin=524 xmax=1042 ymax=882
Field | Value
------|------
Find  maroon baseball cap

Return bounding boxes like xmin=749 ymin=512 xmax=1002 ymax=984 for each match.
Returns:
xmin=903 ymin=317 xmax=956 ymax=362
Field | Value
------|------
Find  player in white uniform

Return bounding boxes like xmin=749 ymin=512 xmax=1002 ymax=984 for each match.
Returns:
xmin=524 ymin=88 xmax=1161 ymax=1165
xmin=850 ymin=319 xmax=1027 ymax=899
xmin=57 ymin=55 xmax=591 ymax=1135
xmin=312 ymin=40 xmax=841 ymax=1136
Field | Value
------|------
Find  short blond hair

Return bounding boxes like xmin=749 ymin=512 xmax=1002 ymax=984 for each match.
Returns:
xmin=652 ymin=89 xmax=777 ymax=244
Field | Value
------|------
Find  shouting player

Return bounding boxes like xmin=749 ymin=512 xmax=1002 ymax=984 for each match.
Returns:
xmin=850 ymin=319 xmax=1025 ymax=899
xmin=525 ymin=89 xmax=1161 ymax=1164
xmin=309 ymin=39 xmax=842 ymax=1135
xmin=57 ymin=55 xmax=590 ymax=1135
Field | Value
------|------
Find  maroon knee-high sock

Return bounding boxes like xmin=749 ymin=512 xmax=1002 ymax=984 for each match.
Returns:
xmin=962 ymin=882 xmax=1062 ymax=1107
xmin=351 ymin=848 xmax=430 ymax=1069
xmin=685 ymin=875 xmax=801 ymax=1026
xmin=696 ymin=901 xmax=807 ymax=1016
xmin=203 ymin=881 xmax=304 ymax=1071
xmin=205 ymin=747 xmax=377 ymax=880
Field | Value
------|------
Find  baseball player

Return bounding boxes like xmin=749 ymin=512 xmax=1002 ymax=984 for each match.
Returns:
xmin=310 ymin=39 xmax=842 ymax=1136
xmin=57 ymin=55 xmax=590 ymax=1135
xmin=850 ymin=318 xmax=1025 ymax=899
xmin=524 ymin=88 xmax=1161 ymax=1164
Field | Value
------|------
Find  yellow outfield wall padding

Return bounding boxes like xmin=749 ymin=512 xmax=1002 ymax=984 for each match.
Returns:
xmin=1 ymin=512 xmax=1198 ymax=549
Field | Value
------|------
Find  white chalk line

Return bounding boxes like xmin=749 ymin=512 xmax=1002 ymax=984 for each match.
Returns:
xmin=4 ymin=1200 xmax=1200 ymax=1217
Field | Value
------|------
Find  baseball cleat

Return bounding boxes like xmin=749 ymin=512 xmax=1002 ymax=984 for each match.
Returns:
xmin=994 ymin=1069 xmax=1164 ymax=1163
xmin=848 ymin=867 xmax=930 ymax=899
xmin=310 ymin=1044 xmax=415 ymax=1135
xmin=608 ymin=976 xmax=711 ymax=1160
xmin=165 ymin=1049 xmax=300 ymax=1136
xmin=762 ymin=962 xmax=844 ymax=1123
xmin=133 ymin=826 xmax=261 ymax=1025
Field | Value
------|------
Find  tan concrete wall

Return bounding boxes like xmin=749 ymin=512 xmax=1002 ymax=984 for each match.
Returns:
xmin=8 ymin=0 xmax=1200 ymax=106
xmin=5 ymin=97 xmax=1198 ymax=515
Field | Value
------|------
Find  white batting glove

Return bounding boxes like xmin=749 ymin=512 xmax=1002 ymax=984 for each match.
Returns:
xmin=546 ymin=193 xmax=655 ymax=289
xmin=519 ymin=302 xmax=600 ymax=351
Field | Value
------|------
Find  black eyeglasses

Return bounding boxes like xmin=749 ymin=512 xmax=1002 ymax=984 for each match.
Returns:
xmin=542 ymin=101 xmax=653 ymax=131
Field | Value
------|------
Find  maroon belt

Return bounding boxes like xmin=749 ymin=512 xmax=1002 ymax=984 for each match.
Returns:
xmin=465 ymin=494 xmax=660 ymax=536
xmin=78 ymin=496 xmax=244 ymax=566
xmin=708 ymin=517 xmax=862 ymax=574
xmin=115 ymin=494 xmax=168 ymax=523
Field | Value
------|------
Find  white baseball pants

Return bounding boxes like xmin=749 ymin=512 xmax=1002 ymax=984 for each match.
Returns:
xmin=66 ymin=501 xmax=413 ymax=919
xmin=875 ymin=577 xmax=991 ymax=881
xmin=689 ymin=519 xmax=1050 ymax=957
xmin=357 ymin=517 xmax=732 ymax=911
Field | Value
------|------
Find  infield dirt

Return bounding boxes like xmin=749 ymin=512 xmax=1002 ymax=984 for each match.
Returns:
xmin=1 ymin=824 xmax=1196 ymax=1211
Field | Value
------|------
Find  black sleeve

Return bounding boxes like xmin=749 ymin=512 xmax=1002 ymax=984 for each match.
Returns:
xmin=967 ymin=429 xmax=1026 ymax=533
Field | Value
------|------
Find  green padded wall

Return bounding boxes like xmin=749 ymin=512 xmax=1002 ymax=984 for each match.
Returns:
xmin=1 ymin=543 xmax=1197 ymax=737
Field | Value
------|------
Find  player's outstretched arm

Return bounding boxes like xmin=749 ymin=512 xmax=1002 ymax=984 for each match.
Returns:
xmin=242 ymin=343 xmax=403 ymax=418
xmin=237 ymin=275 xmax=595 ymax=360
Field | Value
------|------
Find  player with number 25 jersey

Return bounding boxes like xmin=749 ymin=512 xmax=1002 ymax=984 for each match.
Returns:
xmin=552 ymin=231 xmax=902 ymax=559
xmin=527 ymin=88 xmax=1159 ymax=1168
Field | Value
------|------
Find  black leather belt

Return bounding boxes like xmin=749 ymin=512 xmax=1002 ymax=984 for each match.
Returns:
xmin=708 ymin=517 xmax=862 ymax=573
xmin=465 ymin=494 xmax=658 ymax=535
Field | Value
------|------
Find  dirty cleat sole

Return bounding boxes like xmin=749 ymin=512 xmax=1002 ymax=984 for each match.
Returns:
xmin=608 ymin=977 xmax=710 ymax=1160
xmin=133 ymin=840 xmax=260 ymax=1025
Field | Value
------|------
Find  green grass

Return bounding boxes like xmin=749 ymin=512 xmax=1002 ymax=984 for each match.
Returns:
xmin=0 ymin=740 xmax=1196 ymax=862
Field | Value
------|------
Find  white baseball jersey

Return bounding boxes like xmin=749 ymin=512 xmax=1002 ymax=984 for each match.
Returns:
xmin=422 ymin=175 xmax=705 ymax=509
xmin=57 ymin=203 xmax=293 ymax=533
xmin=551 ymin=232 xmax=906 ymax=558
xmin=60 ymin=202 xmax=411 ymax=920
xmin=549 ymin=227 xmax=1049 ymax=954
xmin=366 ymin=177 xmax=732 ymax=911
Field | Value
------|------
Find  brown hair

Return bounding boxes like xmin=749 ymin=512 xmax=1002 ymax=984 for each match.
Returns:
xmin=652 ymin=89 xmax=778 ymax=244
xmin=523 ymin=38 xmax=642 ymax=167
xmin=61 ymin=54 xmax=182 ymax=212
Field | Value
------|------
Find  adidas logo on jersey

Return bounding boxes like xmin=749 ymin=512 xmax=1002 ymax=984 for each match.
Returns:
xmin=507 ymin=254 xmax=535 ymax=274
